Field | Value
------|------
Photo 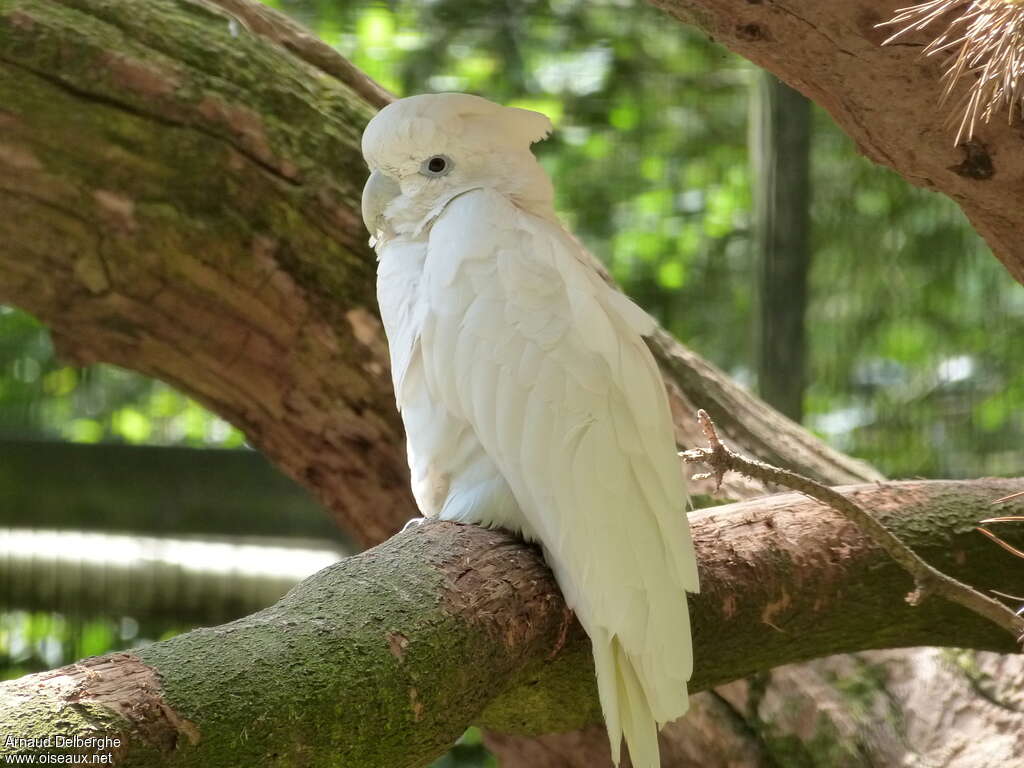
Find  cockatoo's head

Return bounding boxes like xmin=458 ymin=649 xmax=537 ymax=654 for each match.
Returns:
xmin=361 ymin=93 xmax=554 ymax=241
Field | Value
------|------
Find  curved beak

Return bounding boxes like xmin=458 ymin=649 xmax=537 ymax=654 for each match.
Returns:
xmin=361 ymin=169 xmax=401 ymax=239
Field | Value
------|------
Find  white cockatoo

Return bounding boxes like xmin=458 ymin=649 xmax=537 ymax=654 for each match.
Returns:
xmin=361 ymin=93 xmax=698 ymax=768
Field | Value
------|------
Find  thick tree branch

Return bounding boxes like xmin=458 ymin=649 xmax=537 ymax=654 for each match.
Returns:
xmin=0 ymin=0 xmax=878 ymax=549
xmin=683 ymin=409 xmax=1024 ymax=641
xmin=649 ymin=0 xmax=1024 ymax=285
xmin=3 ymin=479 xmax=1023 ymax=767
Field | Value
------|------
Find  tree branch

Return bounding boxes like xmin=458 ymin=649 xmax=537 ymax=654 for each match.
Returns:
xmin=3 ymin=479 xmax=1023 ymax=767
xmin=648 ymin=0 xmax=1024 ymax=286
xmin=682 ymin=409 xmax=1024 ymax=642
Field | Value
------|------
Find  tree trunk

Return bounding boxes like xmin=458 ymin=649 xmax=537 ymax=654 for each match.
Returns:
xmin=752 ymin=73 xmax=811 ymax=423
xmin=3 ymin=479 xmax=1022 ymax=767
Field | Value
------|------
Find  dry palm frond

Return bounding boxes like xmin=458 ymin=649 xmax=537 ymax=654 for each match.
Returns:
xmin=977 ymin=513 xmax=1024 ymax=613
xmin=977 ymin=517 xmax=1024 ymax=559
xmin=993 ymin=489 xmax=1024 ymax=504
xmin=991 ymin=588 xmax=1024 ymax=603
xmin=879 ymin=0 xmax=1024 ymax=144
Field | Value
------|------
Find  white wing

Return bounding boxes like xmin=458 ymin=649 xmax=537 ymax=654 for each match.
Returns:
xmin=377 ymin=231 xmax=522 ymax=530
xmin=421 ymin=188 xmax=698 ymax=767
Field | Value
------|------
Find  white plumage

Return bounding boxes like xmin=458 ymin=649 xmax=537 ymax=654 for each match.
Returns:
xmin=361 ymin=93 xmax=698 ymax=768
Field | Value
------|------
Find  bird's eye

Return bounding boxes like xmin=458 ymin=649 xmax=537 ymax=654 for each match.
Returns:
xmin=420 ymin=155 xmax=452 ymax=177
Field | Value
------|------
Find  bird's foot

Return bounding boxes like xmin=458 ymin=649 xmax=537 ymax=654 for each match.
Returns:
xmin=401 ymin=517 xmax=427 ymax=532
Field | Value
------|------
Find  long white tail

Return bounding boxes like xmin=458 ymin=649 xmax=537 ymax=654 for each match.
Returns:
xmin=590 ymin=624 xmax=690 ymax=768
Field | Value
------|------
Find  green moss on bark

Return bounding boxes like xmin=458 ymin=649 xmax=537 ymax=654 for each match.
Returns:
xmin=110 ymin=524 xmax=572 ymax=767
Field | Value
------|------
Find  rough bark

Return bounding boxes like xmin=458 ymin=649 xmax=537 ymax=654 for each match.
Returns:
xmin=0 ymin=0 xmax=878 ymax=551
xmin=3 ymin=479 xmax=1023 ymax=768
xmin=649 ymin=0 xmax=1024 ymax=286
xmin=698 ymin=648 xmax=1024 ymax=768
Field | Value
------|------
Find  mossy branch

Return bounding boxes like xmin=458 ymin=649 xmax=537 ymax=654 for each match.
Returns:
xmin=3 ymin=479 xmax=1024 ymax=767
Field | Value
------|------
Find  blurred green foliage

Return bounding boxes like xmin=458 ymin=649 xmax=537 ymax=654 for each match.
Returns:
xmin=0 ymin=610 xmax=184 ymax=681
xmin=430 ymin=728 xmax=497 ymax=768
xmin=0 ymin=309 xmax=244 ymax=447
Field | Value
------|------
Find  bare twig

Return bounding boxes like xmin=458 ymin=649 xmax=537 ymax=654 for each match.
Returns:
xmin=993 ymin=490 xmax=1024 ymax=504
xmin=681 ymin=409 xmax=1024 ymax=644
xmin=977 ymin=516 xmax=1024 ymax=559
xmin=977 ymin=503 xmax=1024 ymax=609
xmin=991 ymin=589 xmax=1024 ymax=606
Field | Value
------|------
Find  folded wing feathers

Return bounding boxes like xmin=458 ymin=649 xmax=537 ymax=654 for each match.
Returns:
xmin=422 ymin=189 xmax=696 ymax=768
